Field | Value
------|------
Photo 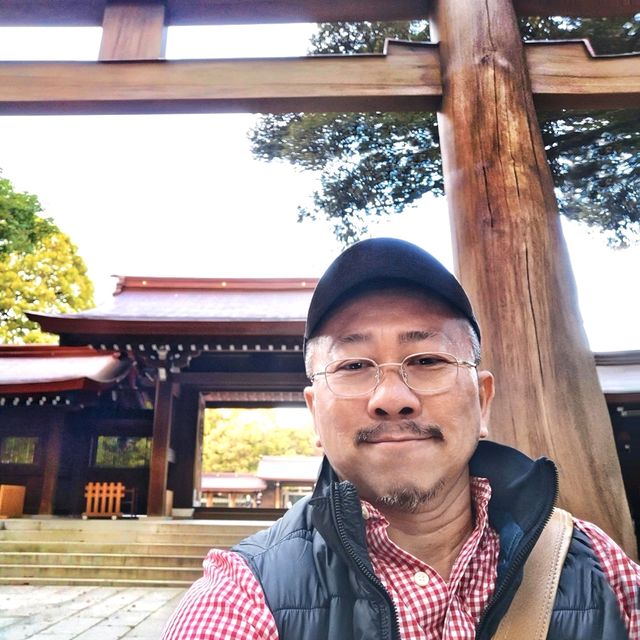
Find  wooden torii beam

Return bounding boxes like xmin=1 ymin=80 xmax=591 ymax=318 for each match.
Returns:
xmin=0 ymin=0 xmax=637 ymax=24
xmin=0 ymin=40 xmax=638 ymax=114
xmin=0 ymin=39 xmax=638 ymax=114
xmin=1 ymin=1 xmax=638 ymax=554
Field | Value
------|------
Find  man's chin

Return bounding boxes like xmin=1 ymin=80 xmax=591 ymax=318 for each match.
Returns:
xmin=371 ymin=480 xmax=446 ymax=514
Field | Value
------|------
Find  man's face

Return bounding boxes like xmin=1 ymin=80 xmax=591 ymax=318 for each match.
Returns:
xmin=304 ymin=289 xmax=494 ymax=512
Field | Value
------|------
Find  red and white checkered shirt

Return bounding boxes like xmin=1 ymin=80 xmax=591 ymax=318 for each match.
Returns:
xmin=162 ymin=478 xmax=640 ymax=639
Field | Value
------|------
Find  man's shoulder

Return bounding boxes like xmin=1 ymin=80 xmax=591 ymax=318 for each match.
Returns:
xmin=572 ymin=517 xmax=640 ymax=580
xmin=234 ymin=495 xmax=316 ymax=559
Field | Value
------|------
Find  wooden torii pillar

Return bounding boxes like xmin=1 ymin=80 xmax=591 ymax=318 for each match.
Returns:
xmin=0 ymin=0 xmax=638 ymax=552
xmin=430 ymin=0 xmax=637 ymax=556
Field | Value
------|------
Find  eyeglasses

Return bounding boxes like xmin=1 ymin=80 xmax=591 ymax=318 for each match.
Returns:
xmin=309 ymin=352 xmax=477 ymax=398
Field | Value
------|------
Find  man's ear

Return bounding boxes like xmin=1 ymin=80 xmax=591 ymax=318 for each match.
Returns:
xmin=304 ymin=385 xmax=315 ymax=413
xmin=477 ymin=370 xmax=495 ymax=440
xmin=304 ymin=385 xmax=322 ymax=447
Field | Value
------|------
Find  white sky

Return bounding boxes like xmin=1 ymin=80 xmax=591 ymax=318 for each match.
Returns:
xmin=0 ymin=25 xmax=638 ymax=352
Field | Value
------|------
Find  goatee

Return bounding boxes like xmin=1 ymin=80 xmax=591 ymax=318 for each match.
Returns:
xmin=374 ymin=480 xmax=446 ymax=513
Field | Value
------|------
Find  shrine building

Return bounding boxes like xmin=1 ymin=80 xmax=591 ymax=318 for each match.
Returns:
xmin=0 ymin=276 xmax=639 ymax=526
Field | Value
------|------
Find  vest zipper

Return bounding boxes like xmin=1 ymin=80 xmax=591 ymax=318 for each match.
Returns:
xmin=475 ymin=463 xmax=559 ymax=638
xmin=331 ymin=482 xmax=402 ymax=640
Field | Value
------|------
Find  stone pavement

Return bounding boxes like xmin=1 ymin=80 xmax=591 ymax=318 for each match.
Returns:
xmin=0 ymin=586 xmax=187 ymax=639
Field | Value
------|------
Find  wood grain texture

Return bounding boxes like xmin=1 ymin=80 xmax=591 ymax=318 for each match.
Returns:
xmin=0 ymin=0 xmax=637 ymax=25
xmin=0 ymin=41 xmax=442 ymax=115
xmin=2 ymin=40 xmax=639 ymax=115
xmin=430 ymin=0 xmax=636 ymax=556
xmin=528 ymin=41 xmax=640 ymax=109
xmin=147 ymin=380 xmax=174 ymax=516
xmin=99 ymin=2 xmax=166 ymax=61
xmin=38 ymin=417 xmax=63 ymax=515
xmin=0 ymin=0 xmax=424 ymax=26
xmin=513 ymin=0 xmax=640 ymax=16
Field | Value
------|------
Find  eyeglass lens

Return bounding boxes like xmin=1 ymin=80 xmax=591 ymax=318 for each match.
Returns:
xmin=325 ymin=353 xmax=459 ymax=396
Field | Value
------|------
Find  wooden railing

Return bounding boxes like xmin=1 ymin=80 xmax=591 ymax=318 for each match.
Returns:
xmin=82 ymin=482 xmax=125 ymax=519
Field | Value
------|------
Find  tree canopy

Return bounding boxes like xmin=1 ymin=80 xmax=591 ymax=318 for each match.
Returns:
xmin=0 ymin=173 xmax=57 ymax=257
xmin=202 ymin=408 xmax=318 ymax=473
xmin=0 ymin=172 xmax=94 ymax=343
xmin=250 ymin=16 xmax=640 ymax=246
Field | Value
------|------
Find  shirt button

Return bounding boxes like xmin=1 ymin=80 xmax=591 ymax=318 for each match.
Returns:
xmin=414 ymin=571 xmax=431 ymax=586
xmin=361 ymin=505 xmax=370 ymax=520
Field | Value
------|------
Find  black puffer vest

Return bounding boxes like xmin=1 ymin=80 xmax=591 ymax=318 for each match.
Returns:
xmin=234 ymin=441 xmax=628 ymax=639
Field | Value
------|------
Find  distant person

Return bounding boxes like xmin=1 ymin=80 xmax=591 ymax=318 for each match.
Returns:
xmin=163 ymin=238 xmax=639 ymax=639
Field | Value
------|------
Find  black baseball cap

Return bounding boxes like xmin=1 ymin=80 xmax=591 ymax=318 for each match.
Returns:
xmin=304 ymin=237 xmax=480 ymax=349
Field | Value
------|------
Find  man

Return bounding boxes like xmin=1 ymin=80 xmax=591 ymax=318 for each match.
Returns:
xmin=163 ymin=238 xmax=639 ymax=639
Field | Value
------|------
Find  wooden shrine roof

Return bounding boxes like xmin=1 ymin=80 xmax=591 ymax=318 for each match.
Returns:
xmin=0 ymin=345 xmax=131 ymax=393
xmin=200 ymin=456 xmax=322 ymax=493
xmin=594 ymin=351 xmax=640 ymax=399
xmin=200 ymin=473 xmax=267 ymax=493
xmin=28 ymin=276 xmax=317 ymax=338
xmin=14 ymin=278 xmax=640 ymax=398
xmin=256 ymin=455 xmax=322 ymax=483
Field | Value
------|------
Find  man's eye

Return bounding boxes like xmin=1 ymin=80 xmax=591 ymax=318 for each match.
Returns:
xmin=410 ymin=355 xmax=446 ymax=367
xmin=335 ymin=359 xmax=372 ymax=372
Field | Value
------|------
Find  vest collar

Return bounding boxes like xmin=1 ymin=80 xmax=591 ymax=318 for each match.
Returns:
xmin=311 ymin=439 xmax=558 ymax=540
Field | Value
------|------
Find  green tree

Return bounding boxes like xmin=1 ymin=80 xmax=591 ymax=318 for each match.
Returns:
xmin=0 ymin=172 xmax=94 ymax=343
xmin=202 ymin=408 xmax=317 ymax=473
xmin=0 ymin=171 xmax=57 ymax=256
xmin=250 ymin=16 xmax=639 ymax=246
xmin=94 ymin=436 xmax=152 ymax=468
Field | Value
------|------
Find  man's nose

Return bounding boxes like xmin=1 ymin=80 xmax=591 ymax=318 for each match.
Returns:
xmin=368 ymin=367 xmax=420 ymax=417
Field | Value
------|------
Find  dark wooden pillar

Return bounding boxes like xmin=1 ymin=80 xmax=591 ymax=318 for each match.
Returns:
xmin=69 ymin=419 xmax=92 ymax=516
xmin=430 ymin=0 xmax=636 ymax=554
xmin=147 ymin=379 xmax=175 ymax=516
xmin=193 ymin=393 xmax=205 ymax=508
xmin=38 ymin=415 xmax=64 ymax=515
xmin=170 ymin=387 xmax=203 ymax=509
xmin=99 ymin=1 xmax=167 ymax=61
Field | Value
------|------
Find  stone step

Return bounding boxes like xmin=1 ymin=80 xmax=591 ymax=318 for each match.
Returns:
xmin=0 ymin=529 xmax=253 ymax=545
xmin=0 ymin=540 xmax=213 ymax=555
xmin=0 ymin=575 xmax=194 ymax=587
xmin=0 ymin=517 xmax=266 ymax=587
xmin=0 ymin=518 xmax=271 ymax=535
xmin=0 ymin=564 xmax=203 ymax=582
xmin=0 ymin=552 xmax=205 ymax=568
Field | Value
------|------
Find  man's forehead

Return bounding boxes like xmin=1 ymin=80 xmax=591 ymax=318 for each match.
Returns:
xmin=333 ymin=329 xmax=440 ymax=345
xmin=311 ymin=326 xmax=452 ymax=363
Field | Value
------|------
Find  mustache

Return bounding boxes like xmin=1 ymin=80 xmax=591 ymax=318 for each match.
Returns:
xmin=355 ymin=420 xmax=444 ymax=444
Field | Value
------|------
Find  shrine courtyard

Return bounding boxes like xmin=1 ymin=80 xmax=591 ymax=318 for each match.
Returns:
xmin=0 ymin=585 xmax=185 ymax=639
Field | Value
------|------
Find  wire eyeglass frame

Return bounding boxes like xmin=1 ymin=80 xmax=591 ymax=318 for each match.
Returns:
xmin=309 ymin=351 xmax=477 ymax=398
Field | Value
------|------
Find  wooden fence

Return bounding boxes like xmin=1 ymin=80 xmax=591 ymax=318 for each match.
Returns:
xmin=83 ymin=482 xmax=125 ymax=519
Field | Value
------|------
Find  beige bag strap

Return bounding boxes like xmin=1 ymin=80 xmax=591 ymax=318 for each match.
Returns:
xmin=492 ymin=507 xmax=574 ymax=640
